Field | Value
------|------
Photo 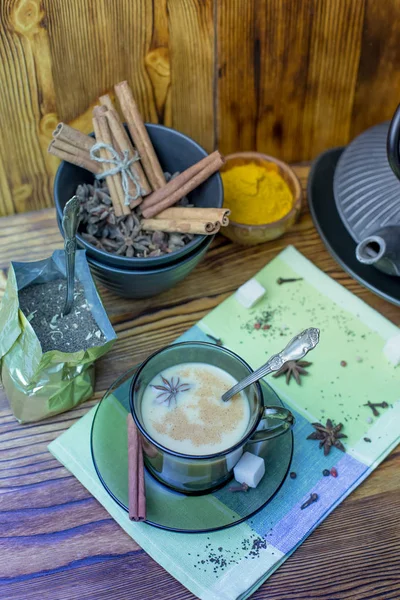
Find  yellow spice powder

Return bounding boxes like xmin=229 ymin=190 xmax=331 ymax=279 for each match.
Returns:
xmin=221 ymin=162 xmax=293 ymax=225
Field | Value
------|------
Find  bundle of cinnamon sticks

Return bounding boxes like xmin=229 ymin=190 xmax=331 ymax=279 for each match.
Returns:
xmin=49 ymin=124 xmax=101 ymax=174
xmin=48 ymin=80 xmax=229 ymax=236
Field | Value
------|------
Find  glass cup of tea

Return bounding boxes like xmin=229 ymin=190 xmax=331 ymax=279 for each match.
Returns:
xmin=130 ymin=342 xmax=294 ymax=495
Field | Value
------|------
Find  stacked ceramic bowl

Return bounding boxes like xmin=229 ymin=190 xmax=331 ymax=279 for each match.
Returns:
xmin=54 ymin=124 xmax=223 ymax=298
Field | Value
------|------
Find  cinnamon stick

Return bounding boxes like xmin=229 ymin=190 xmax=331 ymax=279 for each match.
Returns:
xmin=51 ymin=138 xmax=95 ymax=166
xmin=155 ymin=207 xmax=230 ymax=226
xmin=99 ymin=94 xmax=115 ymax=110
xmin=95 ymin=113 xmax=131 ymax=216
xmin=127 ymin=414 xmax=146 ymax=522
xmin=92 ymin=116 xmax=124 ymax=216
xmin=93 ymin=105 xmax=108 ymax=117
xmin=95 ymin=105 xmax=150 ymax=207
xmin=141 ymin=152 xmax=224 ymax=211
xmin=141 ymin=156 xmax=224 ymax=219
xmin=48 ymin=140 xmax=102 ymax=175
xmin=93 ymin=106 xmax=123 ymax=168
xmin=52 ymin=123 xmax=94 ymax=152
xmin=105 ymin=108 xmax=152 ymax=203
xmin=142 ymin=218 xmax=220 ymax=235
xmin=115 ymin=80 xmax=166 ymax=190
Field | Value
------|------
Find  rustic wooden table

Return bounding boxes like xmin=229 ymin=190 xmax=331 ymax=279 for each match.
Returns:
xmin=1 ymin=165 xmax=399 ymax=600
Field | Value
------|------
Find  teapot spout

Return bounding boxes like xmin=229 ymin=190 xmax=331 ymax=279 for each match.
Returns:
xmin=355 ymin=226 xmax=400 ymax=276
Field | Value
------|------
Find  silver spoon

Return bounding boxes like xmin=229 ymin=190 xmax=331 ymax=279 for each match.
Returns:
xmin=221 ymin=327 xmax=320 ymax=402
xmin=62 ymin=195 xmax=80 ymax=315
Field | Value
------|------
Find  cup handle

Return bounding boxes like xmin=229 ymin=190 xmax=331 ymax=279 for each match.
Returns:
xmin=247 ymin=406 xmax=295 ymax=444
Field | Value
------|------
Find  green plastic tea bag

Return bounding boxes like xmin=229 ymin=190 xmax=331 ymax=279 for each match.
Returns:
xmin=0 ymin=250 xmax=116 ymax=423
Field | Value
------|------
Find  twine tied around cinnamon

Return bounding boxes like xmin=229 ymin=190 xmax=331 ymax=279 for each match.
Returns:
xmin=90 ymin=143 xmax=142 ymax=205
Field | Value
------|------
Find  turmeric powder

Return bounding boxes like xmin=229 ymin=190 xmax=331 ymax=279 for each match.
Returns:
xmin=221 ymin=162 xmax=293 ymax=225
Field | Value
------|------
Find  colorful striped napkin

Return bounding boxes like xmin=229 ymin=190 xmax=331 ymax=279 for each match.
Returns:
xmin=49 ymin=246 xmax=399 ymax=600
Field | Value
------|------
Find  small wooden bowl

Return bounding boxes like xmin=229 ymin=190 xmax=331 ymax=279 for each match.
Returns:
xmin=220 ymin=152 xmax=302 ymax=246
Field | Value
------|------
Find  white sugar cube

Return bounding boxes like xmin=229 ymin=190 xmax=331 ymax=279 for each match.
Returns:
xmin=235 ymin=279 xmax=266 ymax=309
xmin=383 ymin=333 xmax=400 ymax=366
xmin=233 ymin=451 xmax=265 ymax=488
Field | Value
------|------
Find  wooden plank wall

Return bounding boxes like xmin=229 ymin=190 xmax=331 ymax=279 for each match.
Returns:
xmin=1 ymin=0 xmax=400 ymax=216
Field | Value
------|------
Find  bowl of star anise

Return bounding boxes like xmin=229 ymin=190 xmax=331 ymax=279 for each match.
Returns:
xmin=54 ymin=124 xmax=223 ymax=269
xmin=54 ymin=124 xmax=223 ymax=298
xmin=85 ymin=234 xmax=214 ymax=298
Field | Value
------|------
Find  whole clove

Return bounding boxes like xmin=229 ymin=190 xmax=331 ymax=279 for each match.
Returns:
xmin=364 ymin=401 xmax=389 ymax=417
xmin=300 ymin=493 xmax=318 ymax=510
xmin=277 ymin=277 xmax=303 ymax=285
xmin=205 ymin=333 xmax=223 ymax=346
xmin=229 ymin=482 xmax=249 ymax=493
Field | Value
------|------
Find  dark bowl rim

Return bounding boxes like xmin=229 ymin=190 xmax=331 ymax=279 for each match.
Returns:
xmin=53 ymin=123 xmax=223 ymax=267
xmin=86 ymin=234 xmax=214 ymax=274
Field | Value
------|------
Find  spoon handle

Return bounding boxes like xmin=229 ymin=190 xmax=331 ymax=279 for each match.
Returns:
xmin=62 ymin=196 xmax=80 ymax=315
xmin=221 ymin=327 xmax=320 ymax=402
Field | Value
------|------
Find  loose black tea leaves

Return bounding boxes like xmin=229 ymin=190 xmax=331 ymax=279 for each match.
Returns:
xmin=241 ymin=310 xmax=274 ymax=334
xmin=191 ymin=534 xmax=268 ymax=574
xmin=18 ymin=280 xmax=105 ymax=353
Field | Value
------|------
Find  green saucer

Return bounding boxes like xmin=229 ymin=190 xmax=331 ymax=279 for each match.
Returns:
xmin=90 ymin=366 xmax=293 ymax=533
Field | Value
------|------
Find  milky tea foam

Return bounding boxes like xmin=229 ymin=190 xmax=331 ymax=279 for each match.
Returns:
xmin=141 ymin=363 xmax=251 ymax=455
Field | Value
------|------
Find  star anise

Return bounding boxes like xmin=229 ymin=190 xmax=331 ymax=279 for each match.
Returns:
xmin=307 ymin=419 xmax=347 ymax=456
xmin=111 ymin=214 xmax=141 ymax=257
xmin=151 ymin=375 xmax=190 ymax=406
xmin=273 ymin=360 xmax=311 ymax=385
xmin=76 ymin=177 xmax=196 ymax=259
xmin=77 ymin=183 xmax=119 ymax=237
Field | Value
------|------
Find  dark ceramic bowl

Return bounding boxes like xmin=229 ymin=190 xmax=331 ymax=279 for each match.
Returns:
xmin=54 ymin=124 xmax=223 ymax=269
xmin=86 ymin=234 xmax=213 ymax=298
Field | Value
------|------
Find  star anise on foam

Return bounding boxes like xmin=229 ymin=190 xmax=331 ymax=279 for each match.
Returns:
xmin=272 ymin=360 xmax=311 ymax=385
xmin=307 ymin=419 xmax=347 ymax=456
xmin=152 ymin=375 xmax=190 ymax=406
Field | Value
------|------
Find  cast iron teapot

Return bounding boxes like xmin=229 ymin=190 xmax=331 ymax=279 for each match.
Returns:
xmin=333 ymin=105 xmax=400 ymax=277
